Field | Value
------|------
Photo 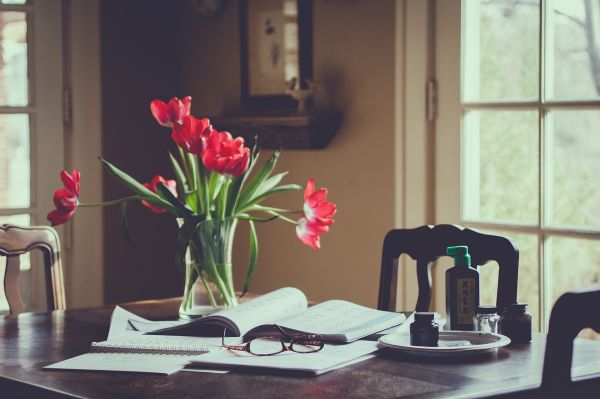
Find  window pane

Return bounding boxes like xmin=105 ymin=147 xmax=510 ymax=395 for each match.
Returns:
xmin=547 ymin=110 xmax=600 ymax=229
xmin=0 ymin=1 xmax=27 ymax=4
xmin=479 ymin=231 xmax=540 ymax=330
xmin=0 ymin=114 xmax=29 ymax=208
xmin=0 ymin=12 xmax=27 ymax=106
xmin=548 ymin=0 xmax=600 ymax=99
xmin=462 ymin=110 xmax=539 ymax=224
xmin=550 ymin=236 xmax=600 ymax=339
xmin=463 ymin=0 xmax=539 ymax=101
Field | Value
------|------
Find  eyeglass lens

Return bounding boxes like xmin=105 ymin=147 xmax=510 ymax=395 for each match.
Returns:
xmin=246 ymin=335 xmax=323 ymax=355
xmin=291 ymin=335 xmax=324 ymax=353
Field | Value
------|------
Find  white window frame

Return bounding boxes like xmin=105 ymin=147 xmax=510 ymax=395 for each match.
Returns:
xmin=436 ymin=0 xmax=600 ymax=330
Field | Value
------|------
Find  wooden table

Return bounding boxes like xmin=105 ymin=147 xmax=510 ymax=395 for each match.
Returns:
xmin=2 ymin=299 xmax=600 ymax=399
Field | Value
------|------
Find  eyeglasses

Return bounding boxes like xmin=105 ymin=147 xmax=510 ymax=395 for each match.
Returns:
xmin=221 ymin=325 xmax=324 ymax=356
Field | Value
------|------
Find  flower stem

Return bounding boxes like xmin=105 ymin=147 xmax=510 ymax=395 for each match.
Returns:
xmin=79 ymin=195 xmax=139 ymax=208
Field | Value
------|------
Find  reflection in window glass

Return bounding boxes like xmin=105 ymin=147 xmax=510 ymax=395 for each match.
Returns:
xmin=463 ymin=0 xmax=539 ymax=101
xmin=1 ymin=1 xmax=27 ymax=4
xmin=0 ymin=114 xmax=29 ymax=208
xmin=550 ymin=236 xmax=600 ymax=339
xmin=479 ymin=231 xmax=540 ymax=330
xmin=548 ymin=110 xmax=600 ymax=229
xmin=0 ymin=12 xmax=27 ymax=106
xmin=462 ymin=110 xmax=539 ymax=224
xmin=550 ymin=0 xmax=600 ymax=99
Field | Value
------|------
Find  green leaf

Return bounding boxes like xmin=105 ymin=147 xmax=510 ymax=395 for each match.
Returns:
xmin=236 ymin=149 xmax=281 ymax=212
xmin=253 ymin=171 xmax=288 ymax=197
xmin=174 ymin=219 xmax=196 ymax=270
xmin=119 ymin=200 xmax=133 ymax=247
xmin=245 ymin=204 xmax=301 ymax=214
xmin=168 ymin=151 xmax=188 ymax=199
xmin=238 ymin=184 xmax=302 ymax=212
xmin=156 ymin=182 xmax=193 ymax=216
xmin=241 ymin=220 xmax=258 ymax=297
xmin=235 ymin=213 xmax=279 ymax=222
xmin=99 ymin=157 xmax=177 ymax=213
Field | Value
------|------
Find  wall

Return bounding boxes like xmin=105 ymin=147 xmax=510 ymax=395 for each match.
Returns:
xmin=100 ymin=0 xmax=186 ymax=303
xmin=181 ymin=0 xmax=400 ymax=306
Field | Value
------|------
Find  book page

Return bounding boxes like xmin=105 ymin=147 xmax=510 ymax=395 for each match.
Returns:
xmin=44 ymin=353 xmax=192 ymax=375
xmin=93 ymin=335 xmax=225 ymax=353
xmin=188 ymin=340 xmax=379 ymax=374
xmin=277 ymin=300 xmax=406 ymax=337
xmin=211 ymin=287 xmax=308 ymax=335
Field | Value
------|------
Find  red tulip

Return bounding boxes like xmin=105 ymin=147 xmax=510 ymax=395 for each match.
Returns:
xmin=150 ymin=96 xmax=192 ymax=128
xmin=141 ymin=176 xmax=178 ymax=214
xmin=171 ymin=116 xmax=212 ymax=155
xmin=295 ymin=217 xmax=330 ymax=250
xmin=302 ymin=179 xmax=336 ymax=226
xmin=296 ymin=179 xmax=336 ymax=250
xmin=201 ymin=130 xmax=250 ymax=178
xmin=47 ymin=170 xmax=80 ymax=226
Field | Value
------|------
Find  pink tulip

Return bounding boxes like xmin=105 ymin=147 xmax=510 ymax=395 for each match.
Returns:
xmin=295 ymin=217 xmax=330 ymax=250
xmin=141 ymin=175 xmax=177 ymax=214
xmin=47 ymin=170 xmax=80 ymax=226
xmin=302 ymin=179 xmax=336 ymax=226
xmin=150 ymin=96 xmax=192 ymax=128
xmin=171 ymin=116 xmax=212 ymax=155
xmin=296 ymin=179 xmax=336 ymax=250
xmin=201 ymin=130 xmax=250 ymax=178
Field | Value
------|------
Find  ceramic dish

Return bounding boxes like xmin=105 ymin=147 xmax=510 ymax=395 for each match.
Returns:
xmin=378 ymin=331 xmax=511 ymax=357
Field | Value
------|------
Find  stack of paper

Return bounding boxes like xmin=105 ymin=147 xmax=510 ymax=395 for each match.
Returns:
xmin=188 ymin=340 xmax=380 ymax=375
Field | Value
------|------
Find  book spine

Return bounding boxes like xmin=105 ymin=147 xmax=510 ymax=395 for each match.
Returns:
xmin=89 ymin=342 xmax=210 ymax=356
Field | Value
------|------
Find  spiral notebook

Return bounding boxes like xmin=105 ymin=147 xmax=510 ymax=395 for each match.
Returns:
xmin=44 ymin=335 xmax=224 ymax=375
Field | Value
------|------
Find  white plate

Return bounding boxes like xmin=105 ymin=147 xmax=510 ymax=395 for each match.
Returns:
xmin=378 ymin=331 xmax=511 ymax=357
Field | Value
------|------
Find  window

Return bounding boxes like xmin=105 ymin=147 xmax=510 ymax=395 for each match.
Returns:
xmin=460 ymin=0 xmax=600 ymax=335
xmin=0 ymin=0 xmax=63 ymax=313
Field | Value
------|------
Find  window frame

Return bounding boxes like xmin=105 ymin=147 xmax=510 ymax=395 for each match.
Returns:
xmin=458 ymin=0 xmax=600 ymax=330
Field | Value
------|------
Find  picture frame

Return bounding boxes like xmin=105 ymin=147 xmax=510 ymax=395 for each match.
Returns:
xmin=239 ymin=0 xmax=313 ymax=110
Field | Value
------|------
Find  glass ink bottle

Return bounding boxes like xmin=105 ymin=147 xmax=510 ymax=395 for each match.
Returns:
xmin=410 ymin=312 xmax=439 ymax=347
xmin=499 ymin=303 xmax=532 ymax=344
xmin=473 ymin=305 xmax=500 ymax=334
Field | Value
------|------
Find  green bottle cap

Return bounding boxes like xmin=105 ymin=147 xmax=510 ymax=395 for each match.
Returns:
xmin=446 ymin=245 xmax=471 ymax=267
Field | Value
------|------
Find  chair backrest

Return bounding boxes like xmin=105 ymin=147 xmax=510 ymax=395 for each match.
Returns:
xmin=484 ymin=286 xmax=600 ymax=398
xmin=541 ymin=285 xmax=600 ymax=391
xmin=378 ymin=224 xmax=519 ymax=312
xmin=0 ymin=224 xmax=65 ymax=314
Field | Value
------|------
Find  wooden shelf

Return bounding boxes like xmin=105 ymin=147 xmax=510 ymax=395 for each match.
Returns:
xmin=211 ymin=109 xmax=342 ymax=149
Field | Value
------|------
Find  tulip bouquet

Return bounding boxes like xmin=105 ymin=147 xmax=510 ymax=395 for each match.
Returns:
xmin=48 ymin=96 xmax=336 ymax=315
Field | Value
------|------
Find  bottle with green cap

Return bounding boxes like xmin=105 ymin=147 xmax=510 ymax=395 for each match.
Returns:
xmin=445 ymin=245 xmax=480 ymax=330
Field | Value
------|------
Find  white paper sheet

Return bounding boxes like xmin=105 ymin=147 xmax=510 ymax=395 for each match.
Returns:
xmin=188 ymin=340 xmax=380 ymax=375
xmin=44 ymin=353 xmax=191 ymax=375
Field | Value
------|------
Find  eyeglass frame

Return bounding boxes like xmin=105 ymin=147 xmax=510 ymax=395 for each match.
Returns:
xmin=221 ymin=324 xmax=325 ymax=356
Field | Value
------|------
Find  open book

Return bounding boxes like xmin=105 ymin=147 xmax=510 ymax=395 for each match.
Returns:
xmin=140 ymin=287 xmax=406 ymax=343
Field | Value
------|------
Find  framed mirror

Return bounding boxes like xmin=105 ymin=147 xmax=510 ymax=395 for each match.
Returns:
xmin=239 ymin=0 xmax=312 ymax=110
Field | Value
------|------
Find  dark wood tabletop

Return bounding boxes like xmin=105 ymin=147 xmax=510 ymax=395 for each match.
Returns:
xmin=2 ymin=299 xmax=600 ymax=399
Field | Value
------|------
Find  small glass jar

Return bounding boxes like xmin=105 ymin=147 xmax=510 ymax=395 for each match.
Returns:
xmin=473 ymin=305 xmax=500 ymax=334
xmin=499 ymin=303 xmax=532 ymax=344
xmin=410 ymin=312 xmax=439 ymax=347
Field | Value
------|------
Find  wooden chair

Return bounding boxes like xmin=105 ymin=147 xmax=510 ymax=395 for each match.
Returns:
xmin=484 ymin=285 xmax=600 ymax=398
xmin=378 ymin=224 xmax=519 ymax=312
xmin=0 ymin=224 xmax=65 ymax=314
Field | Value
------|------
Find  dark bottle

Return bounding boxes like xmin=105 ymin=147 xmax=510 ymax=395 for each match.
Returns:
xmin=499 ymin=303 xmax=532 ymax=344
xmin=445 ymin=245 xmax=480 ymax=331
xmin=410 ymin=312 xmax=439 ymax=347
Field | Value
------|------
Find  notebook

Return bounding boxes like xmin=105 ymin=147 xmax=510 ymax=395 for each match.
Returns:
xmin=139 ymin=287 xmax=406 ymax=343
xmin=188 ymin=340 xmax=380 ymax=375
xmin=44 ymin=334 xmax=227 ymax=375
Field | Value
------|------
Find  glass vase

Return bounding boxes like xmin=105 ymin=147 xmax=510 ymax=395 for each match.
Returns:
xmin=178 ymin=217 xmax=239 ymax=319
